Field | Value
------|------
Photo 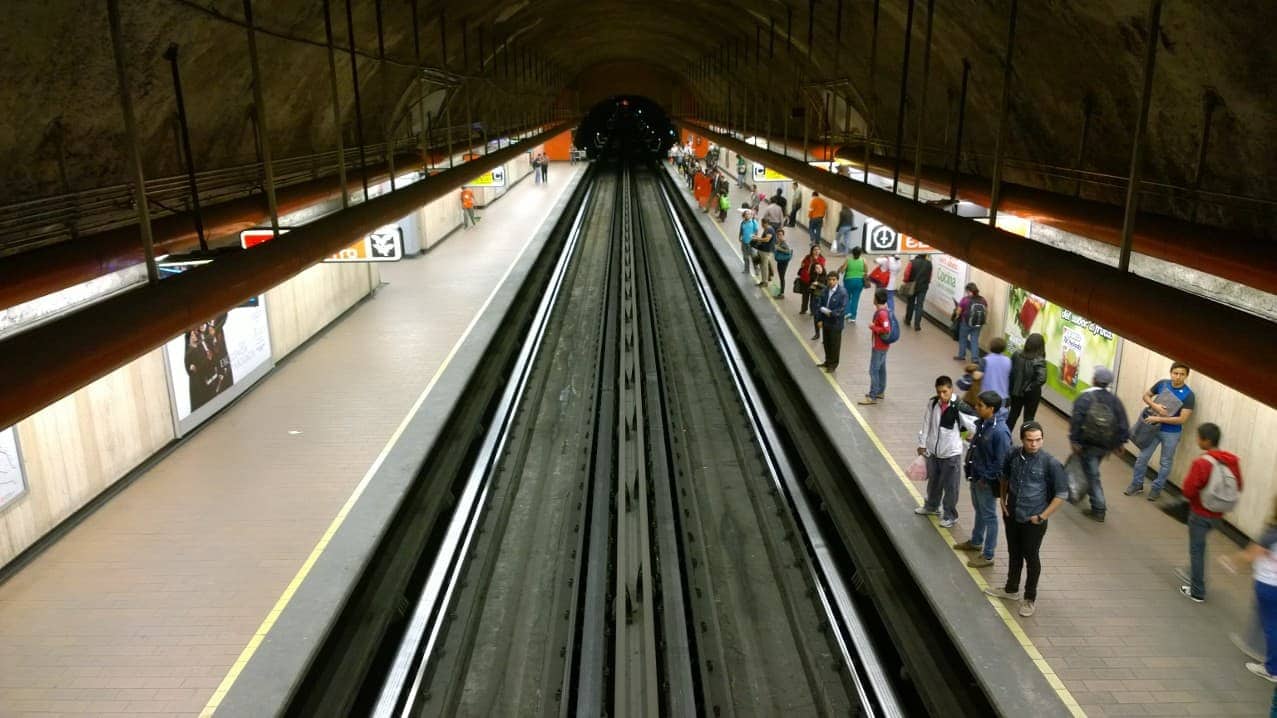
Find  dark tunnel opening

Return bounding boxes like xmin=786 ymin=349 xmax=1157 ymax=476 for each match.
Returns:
xmin=575 ymin=95 xmax=676 ymax=162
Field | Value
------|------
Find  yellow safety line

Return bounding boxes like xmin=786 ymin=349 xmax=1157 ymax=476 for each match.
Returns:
xmin=201 ymin=169 xmax=582 ymax=717
xmin=694 ymin=185 xmax=1086 ymax=717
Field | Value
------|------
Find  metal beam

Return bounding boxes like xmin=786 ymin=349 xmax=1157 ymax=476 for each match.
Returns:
xmin=0 ymin=125 xmax=572 ymax=431
xmin=1118 ymin=0 xmax=1164 ymax=272
xmin=677 ymin=120 xmax=1277 ymax=411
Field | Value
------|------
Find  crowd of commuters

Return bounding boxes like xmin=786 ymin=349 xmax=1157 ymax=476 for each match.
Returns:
xmin=680 ymin=152 xmax=1270 ymax=690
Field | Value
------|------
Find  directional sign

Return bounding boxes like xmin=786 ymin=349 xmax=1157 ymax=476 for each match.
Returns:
xmin=465 ymin=166 xmax=506 ymax=187
xmin=862 ymin=218 xmax=940 ymax=254
xmin=323 ymin=226 xmax=404 ymax=263
xmin=239 ymin=227 xmax=292 ymax=249
xmin=751 ymin=164 xmax=790 ymax=182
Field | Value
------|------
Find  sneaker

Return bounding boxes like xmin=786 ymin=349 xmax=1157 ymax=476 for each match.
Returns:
xmin=952 ymin=355 xmax=966 ymax=361
xmin=1246 ymin=663 xmax=1277 ymax=683
xmin=1148 ymin=490 xmax=1162 ymax=501
xmin=858 ymin=397 xmax=879 ymax=405
xmin=967 ymin=556 xmax=994 ymax=568
xmin=1174 ymin=567 xmax=1191 ymax=584
xmin=914 ymin=507 xmax=940 ymax=516
xmin=952 ymin=540 xmax=981 ymax=552
xmin=939 ymin=518 xmax=957 ymax=529
xmin=1178 ymin=586 xmax=1204 ymax=603
xmin=1232 ymin=633 xmax=1265 ymax=662
xmin=1019 ymin=600 xmax=1037 ymax=617
xmin=984 ymin=587 xmax=1021 ymax=600
xmin=1123 ymin=486 xmax=1143 ymax=496
xmin=1082 ymin=508 xmax=1105 ymax=523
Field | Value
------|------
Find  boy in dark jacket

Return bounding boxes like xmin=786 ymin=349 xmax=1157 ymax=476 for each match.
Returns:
xmin=1068 ymin=366 xmax=1130 ymax=523
xmin=1177 ymin=423 xmax=1243 ymax=602
xmin=955 ymin=391 xmax=1013 ymax=568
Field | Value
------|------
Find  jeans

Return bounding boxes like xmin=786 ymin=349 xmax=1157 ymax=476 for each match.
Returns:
xmin=969 ymin=480 xmax=999 ymax=560
xmin=1079 ymin=446 xmax=1109 ymax=517
xmin=808 ymin=217 xmax=824 ymax=246
xmin=904 ymin=289 xmax=928 ymax=329
xmin=956 ymin=323 xmax=982 ymax=361
xmin=868 ymin=348 xmax=888 ymax=398
xmin=923 ymin=455 xmax=962 ymax=522
xmin=1004 ymin=495 xmax=1048 ymax=601
xmin=1187 ymin=513 xmax=1218 ymax=600
xmin=844 ymin=278 xmax=865 ymax=320
xmin=741 ymin=244 xmax=752 ymax=273
xmin=776 ymin=260 xmax=790 ymax=295
xmin=463 ymin=207 xmax=478 ymax=226
xmin=835 ymin=224 xmax=854 ymax=253
xmin=1257 ymin=580 xmax=1277 ymax=675
xmin=886 ymin=289 xmax=897 ymax=314
xmin=1129 ymin=430 xmax=1182 ymax=494
xmin=1007 ymin=389 xmax=1042 ymax=429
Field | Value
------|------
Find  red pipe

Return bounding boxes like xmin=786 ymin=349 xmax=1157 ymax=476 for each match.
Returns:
xmin=0 ymin=124 xmax=571 ymax=430
xmin=682 ymin=121 xmax=1277 ymax=410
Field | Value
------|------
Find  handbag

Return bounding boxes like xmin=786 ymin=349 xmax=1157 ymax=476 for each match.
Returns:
xmin=1064 ymin=454 xmax=1089 ymax=504
xmin=792 ymin=277 xmax=805 ymax=294
xmin=1130 ymin=409 xmax=1160 ymax=449
xmin=868 ymin=265 xmax=890 ymax=287
xmin=899 ymin=280 xmax=917 ymax=299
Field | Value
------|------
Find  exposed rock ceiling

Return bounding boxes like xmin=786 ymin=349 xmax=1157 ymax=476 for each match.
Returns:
xmin=1 ymin=0 xmax=1274 ymax=240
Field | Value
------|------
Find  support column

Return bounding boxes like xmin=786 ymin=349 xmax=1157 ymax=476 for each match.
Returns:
xmin=243 ymin=0 xmax=280 ymax=233
xmin=987 ymin=0 xmax=1019 ymax=227
xmin=1118 ymin=0 xmax=1163 ymax=272
xmin=106 ymin=0 xmax=159 ymax=283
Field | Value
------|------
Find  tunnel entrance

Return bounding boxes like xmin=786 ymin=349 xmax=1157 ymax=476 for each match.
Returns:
xmin=575 ymin=96 xmax=676 ymax=162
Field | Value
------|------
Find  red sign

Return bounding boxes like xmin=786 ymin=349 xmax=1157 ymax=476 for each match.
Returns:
xmin=239 ymin=228 xmax=291 ymax=249
xmin=901 ymin=234 xmax=939 ymax=253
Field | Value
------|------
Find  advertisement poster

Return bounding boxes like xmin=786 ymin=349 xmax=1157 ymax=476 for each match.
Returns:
xmin=0 ymin=427 xmax=26 ymax=511
xmin=924 ymin=254 xmax=969 ymax=320
xmin=1004 ymin=286 xmax=1122 ymax=408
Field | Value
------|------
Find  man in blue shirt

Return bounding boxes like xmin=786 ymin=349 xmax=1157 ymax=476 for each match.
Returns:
xmin=954 ymin=391 xmax=1012 ymax=568
xmin=1125 ymin=362 xmax=1196 ymax=500
xmin=738 ymin=209 xmax=760 ymax=275
xmin=984 ymin=421 xmax=1069 ymax=618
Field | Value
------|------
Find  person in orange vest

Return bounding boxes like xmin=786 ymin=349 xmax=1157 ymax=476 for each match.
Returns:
xmin=460 ymin=187 xmax=478 ymax=228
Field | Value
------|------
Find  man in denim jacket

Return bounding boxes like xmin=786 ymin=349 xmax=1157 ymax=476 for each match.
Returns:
xmin=954 ymin=391 xmax=1012 ymax=569
xmin=984 ymin=421 xmax=1069 ymax=618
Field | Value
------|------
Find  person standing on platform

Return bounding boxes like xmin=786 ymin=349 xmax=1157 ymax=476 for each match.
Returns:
xmin=773 ymin=229 xmax=793 ymax=298
xmin=1068 ymin=366 xmax=1130 ymax=523
xmin=760 ymin=193 xmax=785 ymax=229
xmin=875 ymin=254 xmax=903 ymax=313
xmin=955 ymin=391 xmax=1012 ymax=568
xmin=1225 ymin=498 xmax=1277 ymax=684
xmin=981 ymin=337 xmax=1013 ymax=402
xmin=985 ymin=421 xmax=1069 ymax=618
xmin=859 ymin=289 xmax=893 ymax=405
xmin=833 ymin=204 xmax=856 ymax=255
xmin=808 ymin=263 xmax=829 ymax=341
xmin=839 ymin=247 xmax=868 ymax=324
xmin=460 ymin=187 xmax=478 ymax=228
xmin=539 ymin=152 xmax=549 ymax=183
xmin=914 ymin=375 xmax=977 ymax=528
xmin=787 ymin=182 xmax=804 ymax=228
xmin=816 ymin=271 xmax=848 ymax=372
xmin=738 ymin=209 xmax=760 ymax=275
xmin=755 ymin=221 xmax=778 ymax=291
xmin=770 ymin=187 xmax=787 ymax=215
xmin=1125 ymin=362 xmax=1196 ymax=501
xmin=903 ymin=253 xmax=932 ymax=330
xmin=736 ymin=154 xmax=747 ymax=188
xmin=1176 ymin=423 xmax=1242 ymax=603
xmin=797 ymin=245 xmax=826 ymax=315
xmin=1007 ymin=333 xmax=1047 ymax=429
xmin=953 ymin=283 xmax=988 ymax=363
xmin=807 ymin=191 xmax=828 ymax=246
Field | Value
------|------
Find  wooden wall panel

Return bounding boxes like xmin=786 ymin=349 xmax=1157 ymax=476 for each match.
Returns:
xmin=266 ymin=261 xmax=375 ymax=361
xmin=0 ymin=349 xmax=173 ymax=566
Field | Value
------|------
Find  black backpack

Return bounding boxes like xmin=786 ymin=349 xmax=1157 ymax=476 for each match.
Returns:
xmin=1080 ymin=392 xmax=1118 ymax=447
xmin=968 ymin=299 xmax=988 ymax=328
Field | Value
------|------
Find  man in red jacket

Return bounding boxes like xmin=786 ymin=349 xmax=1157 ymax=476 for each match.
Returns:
xmin=1178 ymin=422 xmax=1243 ymax=603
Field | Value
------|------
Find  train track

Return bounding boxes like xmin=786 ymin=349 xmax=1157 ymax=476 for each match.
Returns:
xmin=366 ymin=163 xmax=903 ymax=717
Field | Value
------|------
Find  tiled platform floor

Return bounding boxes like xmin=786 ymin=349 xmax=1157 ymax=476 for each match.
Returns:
xmin=0 ymin=164 xmax=584 ymax=716
xmin=680 ymin=163 xmax=1272 ymax=717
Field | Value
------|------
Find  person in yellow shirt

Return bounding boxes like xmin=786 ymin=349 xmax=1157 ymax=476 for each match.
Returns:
xmin=460 ymin=187 xmax=478 ymax=228
xmin=807 ymin=191 xmax=828 ymax=247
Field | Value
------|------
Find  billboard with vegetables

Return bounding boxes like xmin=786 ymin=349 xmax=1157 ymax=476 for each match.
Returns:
xmin=1004 ymin=286 xmax=1123 ymax=409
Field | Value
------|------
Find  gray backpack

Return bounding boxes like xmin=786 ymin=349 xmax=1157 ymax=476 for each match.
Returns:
xmin=1201 ymin=456 xmax=1240 ymax=513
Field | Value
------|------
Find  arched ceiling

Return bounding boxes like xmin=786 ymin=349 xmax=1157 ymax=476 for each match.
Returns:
xmin=0 ymin=0 xmax=1274 ymax=242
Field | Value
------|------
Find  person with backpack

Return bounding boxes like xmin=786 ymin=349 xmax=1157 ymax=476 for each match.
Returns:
xmin=953 ymin=283 xmax=988 ymax=363
xmin=1176 ymin=422 xmax=1243 ymax=603
xmin=1068 ymin=366 xmax=1131 ymax=523
xmin=773 ymin=229 xmax=794 ymax=298
xmin=954 ymin=391 xmax=1013 ymax=567
xmin=1008 ymin=333 xmax=1047 ymax=429
xmin=716 ymin=190 xmax=732 ymax=222
xmin=816 ymin=271 xmax=848 ymax=372
xmin=859 ymin=289 xmax=897 ymax=404
xmin=914 ymin=376 xmax=978 ymax=528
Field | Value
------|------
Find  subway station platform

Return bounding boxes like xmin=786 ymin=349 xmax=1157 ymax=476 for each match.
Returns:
xmin=671 ymin=162 xmax=1271 ymax=717
xmin=0 ymin=164 xmax=585 ymax=716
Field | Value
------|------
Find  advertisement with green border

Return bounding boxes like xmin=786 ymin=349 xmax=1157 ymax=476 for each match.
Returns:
xmin=1004 ymin=286 xmax=1123 ymax=410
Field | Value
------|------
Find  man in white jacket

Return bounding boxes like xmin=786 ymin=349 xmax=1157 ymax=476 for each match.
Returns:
xmin=914 ymin=375 xmax=977 ymax=527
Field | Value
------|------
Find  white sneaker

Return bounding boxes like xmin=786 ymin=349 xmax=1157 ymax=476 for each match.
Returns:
xmin=984 ymin=587 xmax=1021 ymax=600
xmin=1019 ymin=600 xmax=1037 ymax=617
xmin=1247 ymin=663 xmax=1277 ymax=683
xmin=914 ymin=507 xmax=939 ymax=516
xmin=939 ymin=518 xmax=957 ymax=528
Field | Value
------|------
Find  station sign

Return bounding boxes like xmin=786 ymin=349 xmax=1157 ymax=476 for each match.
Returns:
xmin=752 ymin=164 xmax=790 ymax=182
xmin=860 ymin=218 xmax=939 ymax=254
xmin=465 ymin=166 xmax=506 ymax=187
xmin=240 ymin=227 xmax=291 ymax=249
xmin=323 ymin=226 xmax=404 ymax=263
